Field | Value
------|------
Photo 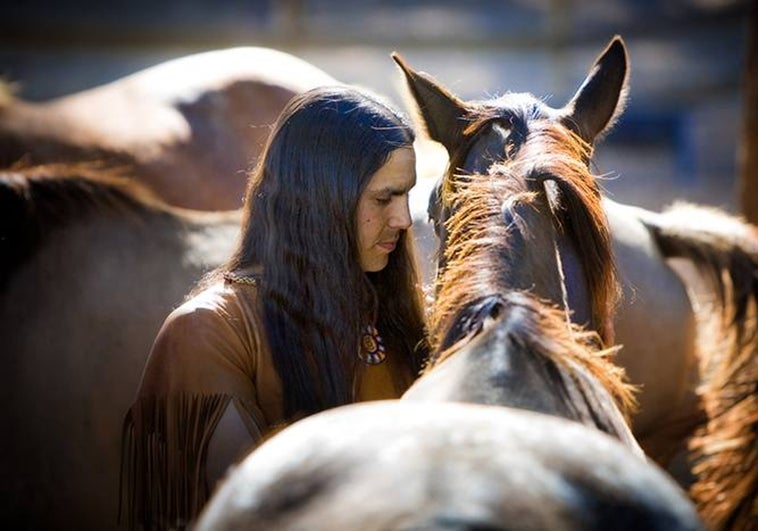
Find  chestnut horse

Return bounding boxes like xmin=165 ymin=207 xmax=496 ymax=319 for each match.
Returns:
xmin=196 ymin=402 xmax=703 ymax=531
xmin=0 ymin=164 xmax=240 ymax=529
xmin=0 ymin=47 xmax=339 ymax=211
xmin=394 ymin=36 xmax=758 ymax=529
xmin=402 ymin=170 xmax=638 ymax=450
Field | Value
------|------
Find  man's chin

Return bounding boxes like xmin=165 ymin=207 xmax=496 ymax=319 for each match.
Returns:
xmin=361 ymin=256 xmax=389 ymax=273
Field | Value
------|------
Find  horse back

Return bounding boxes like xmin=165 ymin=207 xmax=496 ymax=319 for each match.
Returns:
xmin=0 ymin=47 xmax=340 ymax=210
xmin=197 ymin=402 xmax=704 ymax=531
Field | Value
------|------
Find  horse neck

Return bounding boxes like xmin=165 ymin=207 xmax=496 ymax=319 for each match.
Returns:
xmin=459 ymin=119 xmax=617 ymax=345
xmin=502 ymin=192 xmax=588 ymax=325
xmin=410 ymin=294 xmax=641 ymax=454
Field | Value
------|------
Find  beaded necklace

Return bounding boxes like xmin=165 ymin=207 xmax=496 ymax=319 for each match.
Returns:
xmin=359 ymin=324 xmax=387 ymax=365
xmin=223 ymin=271 xmax=259 ymax=286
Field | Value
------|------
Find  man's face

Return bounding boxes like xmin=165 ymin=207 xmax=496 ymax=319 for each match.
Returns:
xmin=355 ymin=147 xmax=416 ymax=272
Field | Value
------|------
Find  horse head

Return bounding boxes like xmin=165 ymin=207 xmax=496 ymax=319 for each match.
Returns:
xmin=394 ymin=37 xmax=639 ymax=453
xmin=394 ymin=36 xmax=628 ymax=346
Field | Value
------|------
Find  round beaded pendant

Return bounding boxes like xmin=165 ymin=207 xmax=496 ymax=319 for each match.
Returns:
xmin=359 ymin=324 xmax=386 ymax=365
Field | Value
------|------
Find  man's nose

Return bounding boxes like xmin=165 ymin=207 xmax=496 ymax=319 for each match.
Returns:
xmin=389 ymin=198 xmax=412 ymax=230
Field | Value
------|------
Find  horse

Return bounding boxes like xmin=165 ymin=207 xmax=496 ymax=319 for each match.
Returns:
xmin=195 ymin=401 xmax=703 ymax=531
xmin=0 ymin=163 xmax=240 ymax=529
xmin=393 ymin=35 xmax=758 ymax=529
xmin=402 ymin=245 xmax=638 ymax=454
xmin=0 ymin=47 xmax=339 ymax=211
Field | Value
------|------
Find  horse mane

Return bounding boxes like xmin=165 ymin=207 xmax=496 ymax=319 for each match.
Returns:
xmin=0 ymin=162 xmax=172 ymax=288
xmin=433 ymin=118 xmax=618 ymax=348
xmin=433 ymin=290 xmax=637 ymax=424
xmin=428 ymin=118 xmax=632 ymax=417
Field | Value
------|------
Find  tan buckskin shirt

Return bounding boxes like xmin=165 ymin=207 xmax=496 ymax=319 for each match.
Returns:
xmin=121 ymin=280 xmax=414 ymax=530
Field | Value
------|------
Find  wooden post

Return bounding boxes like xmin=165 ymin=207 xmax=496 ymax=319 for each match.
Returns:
xmin=738 ymin=6 xmax=758 ymax=224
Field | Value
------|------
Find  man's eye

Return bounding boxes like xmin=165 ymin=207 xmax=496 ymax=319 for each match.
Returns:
xmin=375 ymin=197 xmax=392 ymax=205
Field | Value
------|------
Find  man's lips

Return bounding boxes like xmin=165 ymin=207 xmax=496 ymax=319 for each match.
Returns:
xmin=377 ymin=238 xmax=398 ymax=251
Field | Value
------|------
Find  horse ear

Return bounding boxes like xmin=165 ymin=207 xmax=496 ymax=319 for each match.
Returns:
xmin=562 ymin=36 xmax=629 ymax=143
xmin=391 ymin=52 xmax=468 ymax=155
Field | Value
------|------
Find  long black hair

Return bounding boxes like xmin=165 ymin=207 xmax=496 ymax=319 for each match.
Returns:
xmin=214 ymin=85 xmax=427 ymax=418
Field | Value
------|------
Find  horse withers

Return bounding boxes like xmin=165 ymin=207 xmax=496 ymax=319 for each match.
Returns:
xmin=393 ymin=35 xmax=758 ymax=529
xmin=404 ymin=291 xmax=640 ymax=453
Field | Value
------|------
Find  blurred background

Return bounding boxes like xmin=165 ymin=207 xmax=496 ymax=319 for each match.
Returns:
xmin=0 ymin=0 xmax=751 ymax=215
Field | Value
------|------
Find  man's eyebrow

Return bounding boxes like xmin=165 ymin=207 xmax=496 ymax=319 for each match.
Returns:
xmin=370 ymin=185 xmax=411 ymax=195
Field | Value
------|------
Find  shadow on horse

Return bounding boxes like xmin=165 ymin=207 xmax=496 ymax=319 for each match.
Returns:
xmin=0 ymin=164 xmax=240 ymax=529
xmin=0 ymin=47 xmax=339 ymax=211
xmin=393 ymin=35 xmax=758 ymax=529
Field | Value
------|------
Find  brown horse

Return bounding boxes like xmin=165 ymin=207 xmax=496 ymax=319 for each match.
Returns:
xmin=403 ymin=171 xmax=637 ymax=450
xmin=0 ymin=164 xmax=240 ymax=529
xmin=0 ymin=47 xmax=339 ymax=211
xmin=393 ymin=36 xmax=758 ymax=529
xmin=196 ymin=402 xmax=703 ymax=531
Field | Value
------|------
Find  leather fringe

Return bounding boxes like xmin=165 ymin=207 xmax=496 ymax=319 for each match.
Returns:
xmin=119 ymin=393 xmax=232 ymax=530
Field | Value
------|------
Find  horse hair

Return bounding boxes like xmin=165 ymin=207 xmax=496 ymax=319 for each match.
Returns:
xmin=428 ymin=120 xmax=634 ymax=420
xmin=645 ymin=201 xmax=758 ymax=528
xmin=431 ymin=118 xmax=618 ymax=349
